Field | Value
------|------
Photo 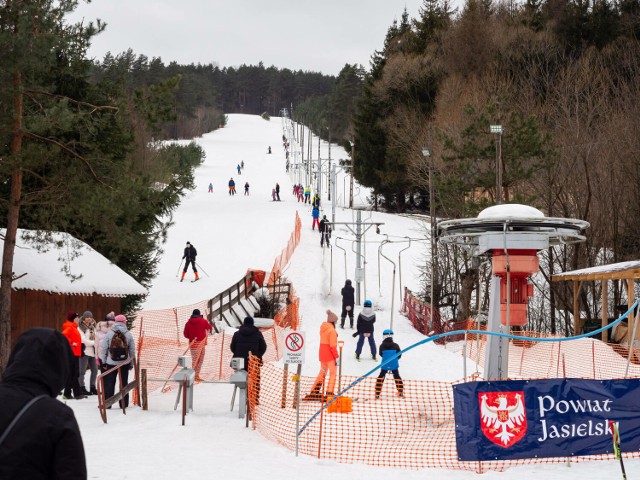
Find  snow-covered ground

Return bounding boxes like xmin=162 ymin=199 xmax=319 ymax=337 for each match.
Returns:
xmin=67 ymin=114 xmax=635 ymax=479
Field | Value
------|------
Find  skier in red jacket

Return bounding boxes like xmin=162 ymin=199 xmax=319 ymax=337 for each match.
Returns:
xmin=183 ymin=309 xmax=212 ymax=381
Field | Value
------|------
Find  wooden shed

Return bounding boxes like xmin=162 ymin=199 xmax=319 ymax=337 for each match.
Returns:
xmin=552 ymin=260 xmax=640 ymax=343
xmin=2 ymin=229 xmax=147 ymax=343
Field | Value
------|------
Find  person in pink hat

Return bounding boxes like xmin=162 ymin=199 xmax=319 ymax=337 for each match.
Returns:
xmin=304 ymin=310 xmax=339 ymax=401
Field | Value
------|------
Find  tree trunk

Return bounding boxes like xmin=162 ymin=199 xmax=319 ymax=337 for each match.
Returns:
xmin=1 ymin=71 xmax=24 ymax=376
xmin=457 ymin=268 xmax=478 ymax=322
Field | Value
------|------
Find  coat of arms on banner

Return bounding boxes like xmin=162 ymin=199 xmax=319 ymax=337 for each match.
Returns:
xmin=479 ymin=391 xmax=527 ymax=448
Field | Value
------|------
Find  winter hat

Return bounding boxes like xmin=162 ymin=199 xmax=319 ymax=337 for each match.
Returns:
xmin=105 ymin=311 xmax=115 ymax=321
xmin=326 ymin=310 xmax=338 ymax=323
xmin=186 ymin=241 xmax=191 ymax=246
xmin=81 ymin=311 xmax=93 ymax=320
xmin=192 ymin=309 xmax=201 ymax=317
xmin=114 ymin=315 xmax=127 ymax=323
xmin=67 ymin=311 xmax=78 ymax=321
xmin=244 ymin=316 xmax=254 ymax=326
xmin=363 ymin=299 xmax=372 ymax=308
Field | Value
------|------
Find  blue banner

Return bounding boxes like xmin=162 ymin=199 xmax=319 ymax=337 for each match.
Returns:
xmin=453 ymin=378 xmax=640 ymax=461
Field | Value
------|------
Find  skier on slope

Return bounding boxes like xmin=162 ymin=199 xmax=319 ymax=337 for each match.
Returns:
xmin=353 ymin=299 xmax=376 ymax=360
xmin=311 ymin=205 xmax=320 ymax=230
xmin=375 ymin=329 xmax=404 ymax=398
xmin=340 ymin=279 xmax=355 ymax=329
xmin=319 ymin=215 xmax=331 ymax=247
xmin=181 ymin=241 xmax=199 ymax=282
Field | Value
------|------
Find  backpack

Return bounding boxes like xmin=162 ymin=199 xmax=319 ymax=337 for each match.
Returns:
xmin=109 ymin=331 xmax=129 ymax=361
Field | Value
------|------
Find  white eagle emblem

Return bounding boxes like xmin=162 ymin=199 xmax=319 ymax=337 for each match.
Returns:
xmin=479 ymin=391 xmax=527 ymax=448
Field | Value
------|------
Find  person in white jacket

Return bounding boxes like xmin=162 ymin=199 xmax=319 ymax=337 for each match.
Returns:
xmin=78 ymin=311 xmax=98 ymax=395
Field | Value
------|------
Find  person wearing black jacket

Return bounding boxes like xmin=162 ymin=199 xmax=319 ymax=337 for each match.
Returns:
xmin=0 ymin=328 xmax=87 ymax=479
xmin=340 ymin=279 xmax=355 ymax=329
xmin=231 ymin=317 xmax=267 ymax=405
xmin=319 ymin=215 xmax=331 ymax=247
xmin=353 ymin=299 xmax=377 ymax=360
xmin=230 ymin=316 xmax=267 ymax=371
xmin=181 ymin=241 xmax=199 ymax=282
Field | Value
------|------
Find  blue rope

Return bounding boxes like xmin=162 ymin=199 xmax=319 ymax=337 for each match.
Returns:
xmin=297 ymin=299 xmax=639 ymax=436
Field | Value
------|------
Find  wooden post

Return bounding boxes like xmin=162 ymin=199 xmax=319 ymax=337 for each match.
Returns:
xmin=218 ymin=332 xmax=225 ymax=379
xmin=573 ymin=281 xmax=582 ymax=334
xmin=173 ymin=308 xmax=180 ymax=345
xmin=602 ymin=280 xmax=609 ymax=343
xmin=141 ymin=368 xmax=148 ymax=411
xmin=281 ymin=363 xmax=289 ymax=408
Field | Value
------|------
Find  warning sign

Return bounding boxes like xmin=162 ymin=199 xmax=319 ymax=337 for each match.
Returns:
xmin=284 ymin=331 xmax=305 ymax=364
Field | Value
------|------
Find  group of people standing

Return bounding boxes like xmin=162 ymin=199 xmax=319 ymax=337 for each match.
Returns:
xmin=60 ymin=311 xmax=136 ymax=406
xmin=293 ymin=184 xmax=311 ymax=203
xmin=271 ymin=182 xmax=281 ymax=201
xmin=303 ymin=281 xmax=404 ymax=401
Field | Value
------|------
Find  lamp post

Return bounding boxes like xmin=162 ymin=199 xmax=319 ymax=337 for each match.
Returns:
xmin=349 ymin=140 xmax=355 ymax=208
xmin=489 ymin=124 xmax=503 ymax=205
xmin=422 ymin=147 xmax=436 ymax=330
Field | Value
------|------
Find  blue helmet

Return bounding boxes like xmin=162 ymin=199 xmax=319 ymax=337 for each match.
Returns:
xmin=383 ymin=329 xmax=394 ymax=337
xmin=363 ymin=299 xmax=372 ymax=307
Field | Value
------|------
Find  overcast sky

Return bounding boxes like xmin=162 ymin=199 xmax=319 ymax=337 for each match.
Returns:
xmin=68 ymin=1 xmax=430 ymax=76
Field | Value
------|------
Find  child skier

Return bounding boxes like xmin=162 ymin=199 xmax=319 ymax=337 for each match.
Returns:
xmin=375 ymin=329 xmax=404 ymax=398
xmin=353 ymin=299 xmax=376 ymax=360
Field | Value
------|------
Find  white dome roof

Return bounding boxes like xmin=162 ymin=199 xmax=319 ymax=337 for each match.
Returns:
xmin=478 ymin=204 xmax=545 ymax=220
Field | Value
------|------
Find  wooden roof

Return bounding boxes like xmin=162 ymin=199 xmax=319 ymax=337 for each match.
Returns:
xmin=552 ymin=260 xmax=640 ymax=282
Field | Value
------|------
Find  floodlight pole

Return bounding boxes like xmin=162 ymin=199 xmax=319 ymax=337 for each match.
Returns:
xmin=423 ymin=147 xmax=437 ymax=329
xmin=490 ymin=125 xmax=503 ymax=204
xmin=349 ymin=140 xmax=355 ymax=208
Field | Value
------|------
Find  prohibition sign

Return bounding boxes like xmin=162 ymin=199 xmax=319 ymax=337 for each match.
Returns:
xmin=285 ymin=332 xmax=304 ymax=352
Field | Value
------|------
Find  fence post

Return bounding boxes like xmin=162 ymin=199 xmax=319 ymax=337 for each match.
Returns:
xmin=281 ymin=363 xmax=289 ymax=408
xmin=141 ymin=368 xmax=148 ymax=410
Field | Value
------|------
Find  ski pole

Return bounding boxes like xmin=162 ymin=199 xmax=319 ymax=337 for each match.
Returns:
xmin=609 ymin=420 xmax=627 ymax=480
xmin=176 ymin=259 xmax=184 ymax=277
xmin=195 ymin=262 xmax=210 ymax=277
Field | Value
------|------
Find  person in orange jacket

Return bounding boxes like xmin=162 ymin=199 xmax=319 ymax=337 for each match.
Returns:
xmin=61 ymin=312 xmax=86 ymax=400
xmin=304 ymin=310 xmax=339 ymax=401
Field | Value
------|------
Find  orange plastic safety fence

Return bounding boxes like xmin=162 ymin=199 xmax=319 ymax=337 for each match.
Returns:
xmin=246 ymin=355 xmax=640 ymax=472
xmin=132 ymin=302 xmax=287 ymax=393
xmin=402 ymin=288 xmax=467 ymax=344
xmin=267 ymin=211 xmax=302 ymax=285
xmin=273 ymin=296 xmax=300 ymax=330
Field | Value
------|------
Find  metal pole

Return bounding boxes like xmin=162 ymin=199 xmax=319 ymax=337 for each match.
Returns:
xmin=398 ymin=238 xmax=411 ymax=300
xmin=349 ymin=141 xmax=354 ymax=208
xmin=496 ymin=132 xmax=502 ymax=204
xmin=429 ymin=152 xmax=436 ymax=331
xmin=355 ymin=210 xmax=362 ymax=305
xmin=331 ymin=165 xmax=337 ymax=224
xmin=295 ymin=363 xmax=301 ymax=456
xmin=328 ymin=130 xmax=332 ymax=201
